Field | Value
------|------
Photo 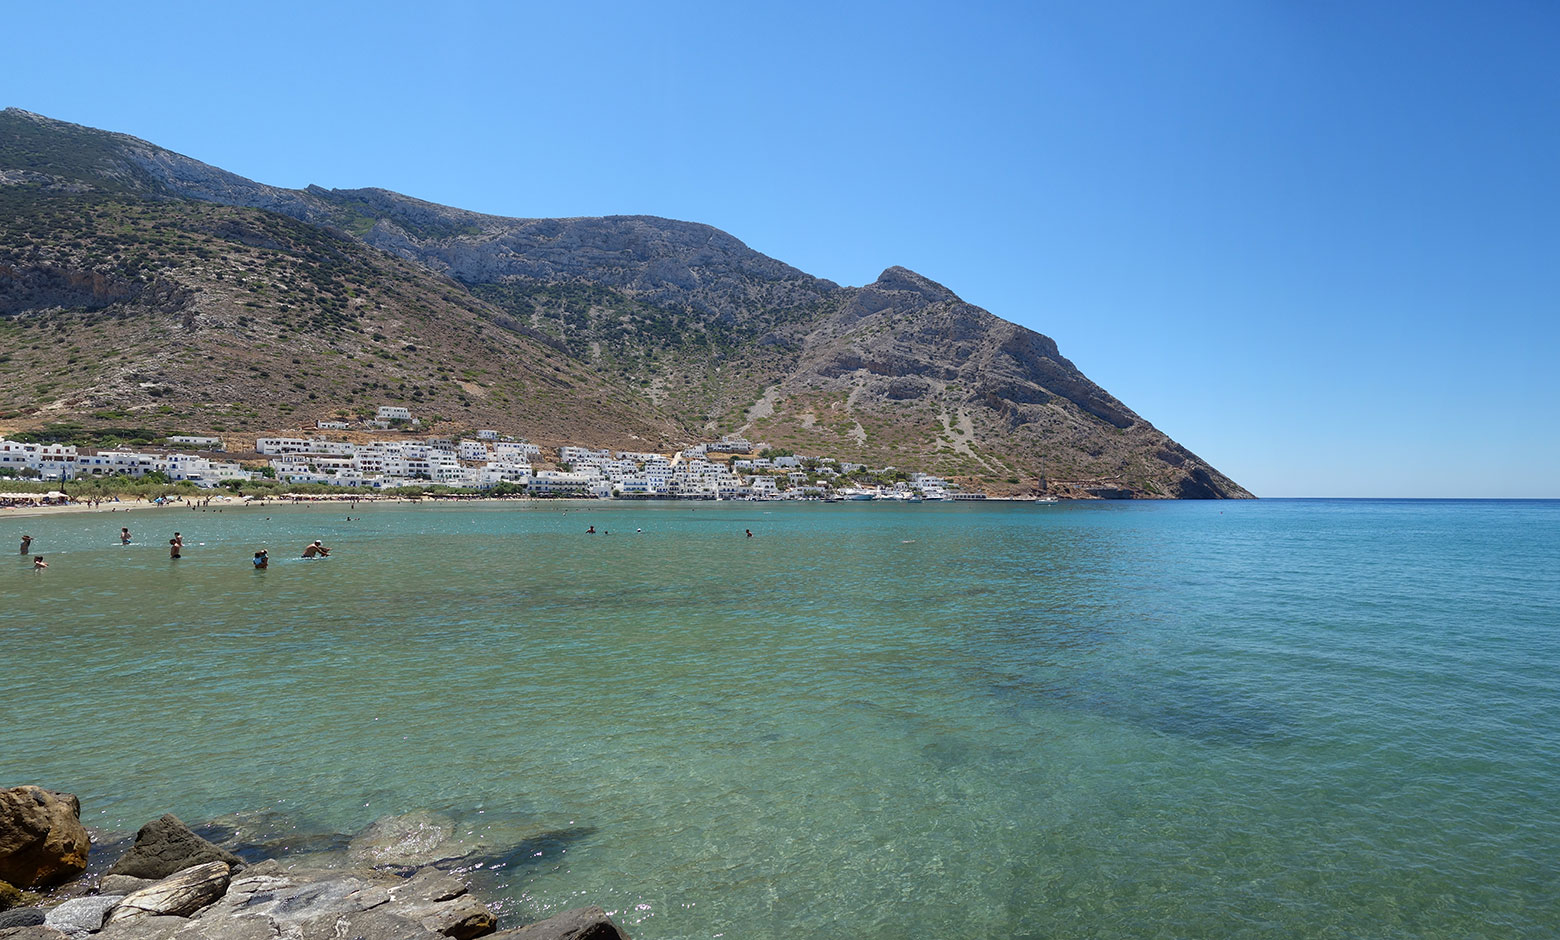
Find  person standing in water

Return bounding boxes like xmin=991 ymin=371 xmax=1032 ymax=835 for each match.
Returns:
xmin=253 ymin=550 xmax=268 ymax=569
xmin=169 ymin=538 xmax=182 ymax=560
xmin=302 ymin=540 xmax=330 ymax=558
xmin=19 ymin=534 xmax=32 ymax=555
xmin=32 ymin=556 xmax=46 ymax=570
xmin=120 ymin=527 xmax=131 ymax=545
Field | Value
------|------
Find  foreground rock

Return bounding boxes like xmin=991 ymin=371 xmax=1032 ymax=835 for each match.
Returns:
xmin=44 ymin=895 xmax=123 ymax=937
xmin=89 ymin=859 xmax=497 ymax=940
xmin=9 ymin=858 xmax=631 ymax=940
xmin=386 ymin=869 xmax=496 ymax=939
xmin=106 ymin=863 xmax=230 ymax=923
xmin=489 ymin=907 xmax=630 ymax=940
xmin=103 ymin=819 xmax=241 ymax=881
xmin=0 ymin=788 xmax=91 ymax=888
xmin=0 ymin=907 xmax=47 ymax=929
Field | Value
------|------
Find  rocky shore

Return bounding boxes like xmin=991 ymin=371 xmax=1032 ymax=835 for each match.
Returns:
xmin=0 ymin=787 xmax=629 ymax=940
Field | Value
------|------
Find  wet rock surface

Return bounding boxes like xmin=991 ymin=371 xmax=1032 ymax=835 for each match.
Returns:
xmin=0 ymin=882 xmax=42 ymax=912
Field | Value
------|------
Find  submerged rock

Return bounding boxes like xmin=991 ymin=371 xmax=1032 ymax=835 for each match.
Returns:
xmin=104 ymin=817 xmax=242 ymax=881
xmin=193 ymin=810 xmax=351 ymax=866
xmin=490 ymin=907 xmax=630 ymax=940
xmin=0 ymin=788 xmax=91 ymax=888
xmin=347 ymin=812 xmax=483 ymax=869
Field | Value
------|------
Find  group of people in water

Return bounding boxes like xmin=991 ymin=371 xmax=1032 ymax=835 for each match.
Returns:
xmin=22 ymin=508 xmax=760 ymax=571
xmin=583 ymin=524 xmax=754 ymax=537
xmin=21 ymin=530 xmax=331 ymax=570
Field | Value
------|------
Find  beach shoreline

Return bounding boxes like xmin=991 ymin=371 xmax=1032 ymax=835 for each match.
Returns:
xmin=1 ymin=493 xmax=1043 ymax=520
xmin=0 ymin=494 xmax=524 ymax=520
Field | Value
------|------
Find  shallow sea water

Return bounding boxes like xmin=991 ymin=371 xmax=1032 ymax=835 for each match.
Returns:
xmin=3 ymin=498 xmax=1557 ymax=938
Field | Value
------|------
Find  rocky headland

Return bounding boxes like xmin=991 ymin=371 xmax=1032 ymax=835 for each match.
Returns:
xmin=0 ymin=108 xmax=1251 ymax=499
xmin=0 ymin=787 xmax=629 ymax=940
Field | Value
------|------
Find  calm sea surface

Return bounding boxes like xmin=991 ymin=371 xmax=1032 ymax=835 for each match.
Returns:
xmin=3 ymin=498 xmax=1557 ymax=938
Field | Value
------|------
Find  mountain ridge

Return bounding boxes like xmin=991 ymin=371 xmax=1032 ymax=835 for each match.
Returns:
xmin=0 ymin=108 xmax=1252 ymax=498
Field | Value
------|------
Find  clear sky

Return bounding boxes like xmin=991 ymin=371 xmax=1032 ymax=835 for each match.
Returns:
xmin=5 ymin=1 xmax=1556 ymax=497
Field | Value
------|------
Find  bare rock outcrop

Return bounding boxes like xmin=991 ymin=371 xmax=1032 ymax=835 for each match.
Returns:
xmin=103 ymin=817 xmax=242 ymax=882
xmin=105 ymin=863 xmax=230 ymax=923
xmin=0 ymin=788 xmax=91 ymax=889
xmin=42 ymin=896 xmax=123 ymax=938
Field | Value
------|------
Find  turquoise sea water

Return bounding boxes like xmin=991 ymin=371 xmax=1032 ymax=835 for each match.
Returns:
xmin=2 ymin=498 xmax=1557 ymax=938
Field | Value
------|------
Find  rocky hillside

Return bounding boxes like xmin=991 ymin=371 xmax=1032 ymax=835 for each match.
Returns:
xmin=0 ymin=108 xmax=1251 ymax=497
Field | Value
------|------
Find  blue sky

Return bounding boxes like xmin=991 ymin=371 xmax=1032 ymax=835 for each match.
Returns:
xmin=5 ymin=1 xmax=1556 ymax=496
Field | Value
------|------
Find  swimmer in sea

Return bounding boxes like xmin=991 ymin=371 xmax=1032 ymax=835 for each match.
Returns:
xmin=253 ymin=550 xmax=268 ymax=569
xmin=586 ymin=525 xmax=596 ymax=534
xmin=745 ymin=529 xmax=753 ymax=538
xmin=120 ymin=527 xmax=131 ymax=545
xmin=32 ymin=556 xmax=47 ymax=570
xmin=302 ymin=540 xmax=331 ymax=558
xmin=20 ymin=534 xmax=33 ymax=554
xmin=169 ymin=538 xmax=181 ymax=559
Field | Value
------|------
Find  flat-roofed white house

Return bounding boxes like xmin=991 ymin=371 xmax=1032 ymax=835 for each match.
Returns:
xmin=377 ymin=406 xmax=412 ymax=421
xmin=167 ymin=435 xmax=224 ymax=450
xmin=529 ymin=470 xmax=599 ymax=496
xmin=492 ymin=441 xmax=540 ymax=459
xmin=256 ymin=438 xmax=313 ymax=455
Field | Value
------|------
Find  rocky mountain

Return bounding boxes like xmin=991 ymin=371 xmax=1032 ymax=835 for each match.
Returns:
xmin=0 ymin=108 xmax=1251 ymax=497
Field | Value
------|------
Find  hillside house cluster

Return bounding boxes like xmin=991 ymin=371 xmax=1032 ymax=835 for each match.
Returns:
xmin=0 ymin=429 xmax=963 ymax=500
xmin=0 ymin=438 xmax=250 ymax=486
xmin=258 ymin=433 xmax=958 ymax=499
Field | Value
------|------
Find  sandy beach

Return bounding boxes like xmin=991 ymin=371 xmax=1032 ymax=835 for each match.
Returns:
xmin=0 ymin=494 xmax=549 ymax=520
